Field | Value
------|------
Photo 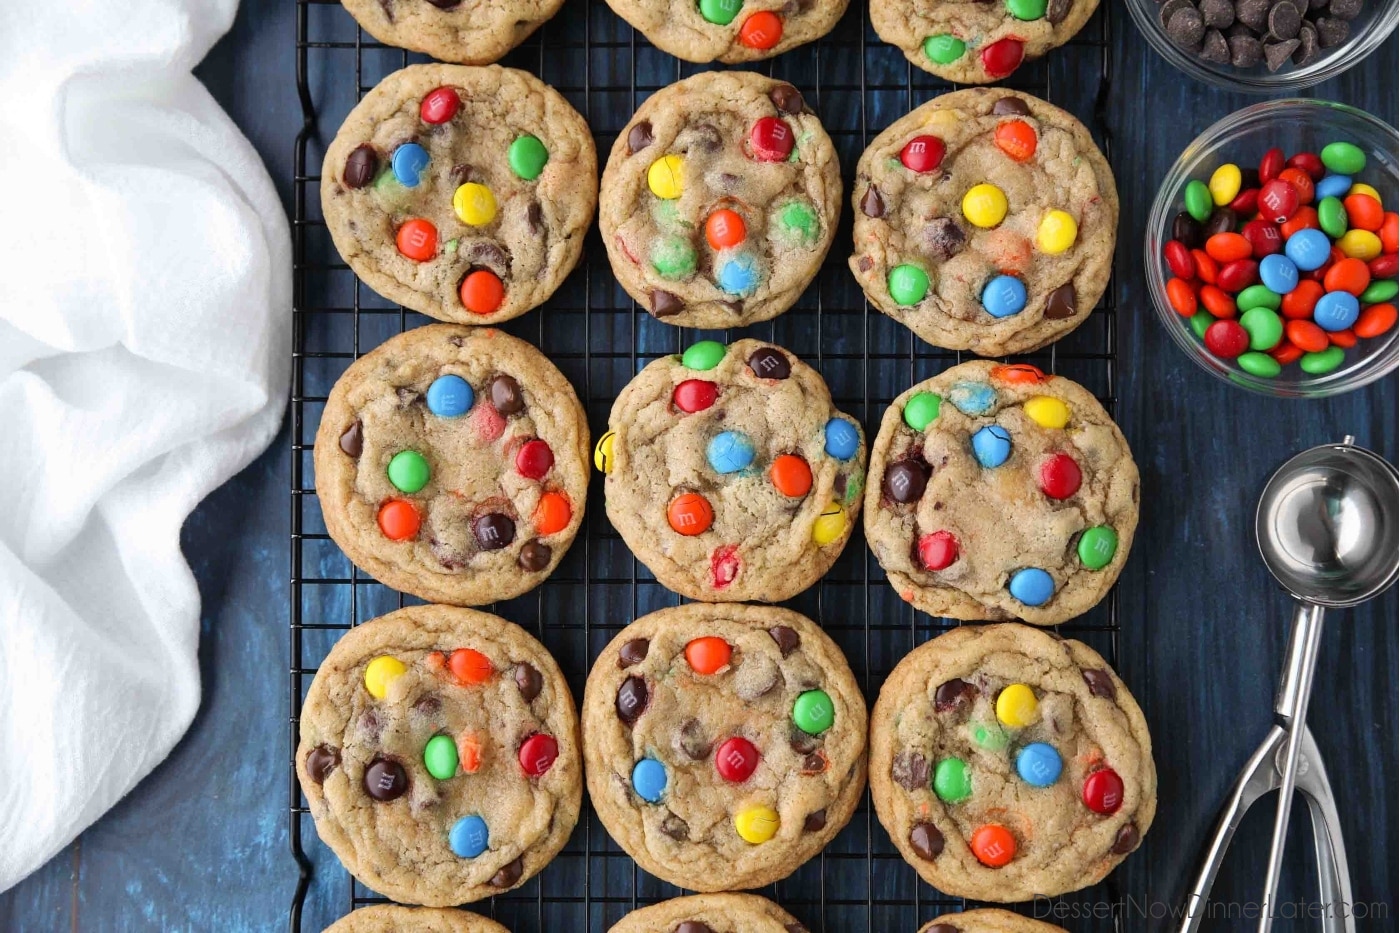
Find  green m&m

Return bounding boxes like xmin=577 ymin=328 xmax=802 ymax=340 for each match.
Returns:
xmin=699 ymin=0 xmax=742 ymax=24
xmin=1237 ymin=351 xmax=1282 ymax=378
xmin=424 ymin=734 xmax=459 ymax=780
xmin=934 ymin=757 xmax=973 ymax=803
xmin=888 ymin=263 xmax=930 ymax=305
xmin=1183 ymin=179 xmax=1212 ymax=222
xmin=970 ymin=721 xmax=1008 ymax=751
xmin=777 ymin=199 xmax=819 ymax=246
xmin=682 ymin=339 xmax=726 ymax=371
xmin=903 ymin=391 xmax=942 ymax=431
xmin=1190 ymin=311 xmax=1214 ymax=340
xmin=1006 ymin=0 xmax=1047 ymax=19
xmin=388 ymin=450 xmax=430 ymax=493
xmin=1240 ymin=306 xmax=1283 ymax=351
xmin=1317 ymin=196 xmax=1348 ymax=239
xmin=651 ymin=235 xmax=697 ymax=280
xmin=792 ymin=689 xmax=835 ymax=735
xmin=1362 ymin=279 xmax=1398 ymax=304
xmin=1300 ymin=346 xmax=1345 ymax=374
xmin=923 ymin=34 xmax=966 ymax=64
xmin=1320 ymin=141 xmax=1365 ymax=175
xmin=508 ymin=134 xmax=549 ymax=180
xmin=1077 ymin=525 xmax=1118 ymax=570
xmin=1236 ymin=285 xmax=1281 ymax=312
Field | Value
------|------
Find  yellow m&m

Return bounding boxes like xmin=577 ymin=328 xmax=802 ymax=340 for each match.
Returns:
xmin=812 ymin=501 xmax=847 ymax=545
xmin=365 ymin=655 xmax=407 ymax=699
xmin=1348 ymin=182 xmax=1382 ymax=201
xmin=1023 ymin=395 xmax=1070 ymax=429
xmin=962 ymin=183 xmax=1008 ymax=229
xmin=1338 ymin=229 xmax=1382 ymax=261
xmin=1036 ymin=210 xmax=1078 ymax=254
xmin=594 ymin=430 xmax=616 ymax=473
xmin=453 ymin=183 xmax=497 ymax=226
xmin=996 ymin=683 xmax=1039 ymax=728
xmin=648 ymin=154 xmax=685 ymax=199
xmin=1208 ymin=163 xmax=1242 ymax=206
xmin=735 ymin=805 xmax=781 ymax=843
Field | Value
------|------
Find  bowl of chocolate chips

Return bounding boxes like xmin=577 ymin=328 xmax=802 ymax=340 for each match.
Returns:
xmin=1127 ymin=0 xmax=1397 ymax=89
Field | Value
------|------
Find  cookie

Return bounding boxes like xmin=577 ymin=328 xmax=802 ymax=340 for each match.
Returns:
xmin=870 ymin=623 xmax=1156 ymax=902
xmin=297 ymin=605 xmax=582 ymax=906
xmin=323 ymin=64 xmax=596 ymax=325
xmin=849 ymin=89 xmax=1117 ymax=357
xmin=325 ymin=906 xmax=511 ymax=933
xmin=338 ymin=0 xmax=561 ymax=65
xmin=602 ymin=0 xmax=848 ymax=63
xmin=600 ymin=338 xmax=866 ymax=602
xmin=608 ymin=894 xmax=810 ymax=932
xmin=864 ymin=360 xmax=1136 ymax=626
xmin=315 ymin=324 xmax=589 ymax=607
xmin=599 ymin=73 xmax=842 ymax=329
xmin=870 ymin=0 xmax=1100 ymax=83
xmin=582 ymin=605 xmax=868 ymax=891
xmin=919 ymin=910 xmax=1067 ymax=933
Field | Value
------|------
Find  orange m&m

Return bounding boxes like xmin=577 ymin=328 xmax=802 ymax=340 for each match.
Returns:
xmin=1355 ymin=303 xmax=1398 ymax=339
xmin=706 ymin=209 xmax=747 ymax=249
xmin=667 ymin=492 xmax=713 ymax=535
xmin=534 ymin=492 xmax=573 ymax=536
xmin=994 ymin=120 xmax=1037 ymax=163
xmin=460 ymin=269 xmax=505 ymax=315
xmin=970 ymin=824 xmax=1017 ymax=867
xmin=685 ymin=636 xmax=732 ymax=674
xmin=396 ymin=219 xmax=437 ymax=261
xmin=738 ymin=11 xmax=782 ymax=49
xmin=377 ymin=498 xmax=421 ymax=541
xmin=450 ymin=648 xmax=494 ymax=685
xmin=769 ymin=454 xmax=812 ymax=498
xmin=989 ymin=363 xmax=1046 ymax=384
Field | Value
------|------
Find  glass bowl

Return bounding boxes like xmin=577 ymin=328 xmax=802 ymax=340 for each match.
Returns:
xmin=1126 ymin=0 xmax=1398 ymax=92
xmin=1146 ymin=99 xmax=1399 ymax=398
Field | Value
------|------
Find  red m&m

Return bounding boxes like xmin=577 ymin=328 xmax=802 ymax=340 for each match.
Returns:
xmin=706 ymin=209 xmax=747 ymax=249
xmin=420 ymin=87 xmax=460 ymax=124
xmin=515 ymin=439 xmax=555 ymax=479
xmin=900 ymin=135 xmax=946 ymax=173
xmin=738 ymin=10 xmax=783 ymax=49
xmin=396 ymin=219 xmax=438 ymax=262
xmin=715 ymin=736 xmax=760 ymax=782
xmin=1083 ymin=767 xmax=1124 ymax=814
xmin=685 ymin=636 xmax=732 ymax=674
xmin=1038 ymin=453 xmax=1082 ymax=500
xmin=917 ymin=531 xmax=959 ymax=571
xmin=378 ymin=498 xmax=421 ymax=541
xmin=674 ymin=379 xmax=719 ymax=413
xmin=518 ymin=733 xmax=558 ymax=776
xmin=749 ymin=117 xmax=794 ymax=162
xmin=980 ymin=37 xmax=1024 ymax=77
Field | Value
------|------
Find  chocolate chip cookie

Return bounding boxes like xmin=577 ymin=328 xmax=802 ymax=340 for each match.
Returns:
xmin=864 ymin=360 xmax=1137 ymax=626
xmin=600 ymin=338 xmax=866 ymax=602
xmin=603 ymin=0 xmax=848 ymax=63
xmin=599 ymin=73 xmax=841 ymax=328
xmin=325 ymin=906 xmax=511 ymax=932
xmin=339 ymin=0 xmax=562 ymax=64
xmin=850 ymin=89 xmax=1117 ymax=357
xmin=315 ymin=324 xmax=589 ymax=606
xmin=919 ymin=910 xmax=1067 ymax=933
xmin=871 ymin=623 xmax=1156 ymax=902
xmin=297 ymin=605 xmax=582 ymax=906
xmin=582 ymin=604 xmax=868 ymax=891
xmin=323 ymin=64 xmax=596 ymax=325
xmin=870 ymin=0 xmax=1100 ymax=83
xmin=609 ymin=894 xmax=810 ymax=932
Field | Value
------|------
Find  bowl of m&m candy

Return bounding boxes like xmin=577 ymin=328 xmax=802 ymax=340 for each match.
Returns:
xmin=1148 ymin=99 xmax=1399 ymax=397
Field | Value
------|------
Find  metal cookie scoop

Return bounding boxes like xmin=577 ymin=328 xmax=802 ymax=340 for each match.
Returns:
xmin=1179 ymin=437 xmax=1399 ymax=933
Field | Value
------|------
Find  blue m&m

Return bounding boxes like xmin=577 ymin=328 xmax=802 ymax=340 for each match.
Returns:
xmin=981 ymin=275 xmax=1028 ymax=318
xmin=391 ymin=142 xmax=430 ymax=187
xmin=1258 ymin=254 xmax=1298 ymax=296
xmin=1283 ymin=228 xmax=1331 ymax=272
xmin=1016 ymin=742 xmax=1063 ymax=787
xmin=707 ymin=431 xmax=755 ymax=473
xmin=971 ymin=425 xmax=1012 ymax=468
xmin=1313 ymin=291 xmax=1360 ymax=332
xmin=717 ymin=253 xmax=761 ymax=296
xmin=1008 ymin=567 xmax=1055 ymax=606
xmin=949 ymin=381 xmax=997 ymax=416
xmin=449 ymin=815 xmax=489 ymax=858
xmin=427 ymin=374 xmax=473 ymax=417
xmin=1314 ymin=174 xmax=1351 ymax=199
xmin=824 ymin=418 xmax=860 ymax=460
xmin=632 ymin=757 xmax=668 ymax=803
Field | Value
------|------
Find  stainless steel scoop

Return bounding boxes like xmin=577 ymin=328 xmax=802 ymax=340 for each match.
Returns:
xmin=1179 ymin=437 xmax=1399 ymax=933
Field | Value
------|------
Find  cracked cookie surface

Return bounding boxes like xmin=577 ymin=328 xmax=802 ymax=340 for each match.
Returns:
xmin=323 ymin=64 xmax=596 ymax=325
xmin=850 ymin=89 xmax=1116 ymax=357
xmin=871 ymin=623 xmax=1155 ymax=902
xmin=315 ymin=324 xmax=589 ymax=606
xmin=603 ymin=0 xmax=848 ymax=63
xmin=600 ymin=73 xmax=841 ymax=329
xmin=601 ymin=338 xmax=865 ymax=602
xmin=864 ymin=360 xmax=1136 ymax=626
xmin=297 ymin=605 xmax=582 ymax=906
xmin=583 ymin=605 xmax=867 ymax=891
xmin=326 ymin=905 xmax=511 ymax=932
xmin=608 ymin=894 xmax=810 ymax=932
xmin=340 ymin=0 xmax=562 ymax=64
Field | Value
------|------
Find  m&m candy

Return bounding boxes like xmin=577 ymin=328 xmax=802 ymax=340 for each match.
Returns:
xmin=667 ymin=493 xmax=714 ymax=535
xmin=427 ymin=374 xmax=473 ymax=417
xmin=903 ymin=392 xmax=942 ymax=431
xmin=981 ymin=275 xmax=1027 ymax=318
xmin=918 ymin=531 xmax=959 ymax=571
xmin=449 ymin=815 xmax=489 ymax=858
xmin=364 ymin=655 xmax=406 ymax=699
xmin=685 ymin=636 xmax=732 ymax=674
xmin=460 ymin=269 xmax=504 ymax=315
xmin=749 ymin=117 xmax=794 ymax=162
xmin=970 ymin=824 xmax=1017 ymax=867
xmin=769 ymin=454 xmax=812 ymax=497
xmin=388 ymin=450 xmax=430 ymax=493
xmin=1037 ymin=210 xmax=1078 ymax=253
xmin=420 ymin=87 xmax=460 ymax=124
xmin=738 ymin=11 xmax=783 ymax=50
xmin=518 ymin=733 xmax=559 ymax=776
xmin=391 ymin=143 xmax=430 ymax=187
xmin=1078 ymin=526 xmax=1118 ymax=569
xmin=424 ymin=734 xmax=459 ymax=780
xmin=933 ymin=757 xmax=972 ymax=803
xmin=792 ymin=689 xmax=835 ymax=734
xmin=631 ymin=757 xmax=668 ymax=803
xmin=594 ymin=430 xmax=616 ymax=473
xmin=1083 ymin=767 xmax=1124 ymax=814
xmin=674 ymin=380 xmax=719 ymax=413
xmin=888 ymin=264 xmax=930 ymax=305
xmin=1016 ymin=742 xmax=1063 ymax=787
xmin=924 ymin=34 xmax=966 ymax=64
xmin=396 ymin=219 xmax=437 ymax=262
xmin=717 ymin=253 xmax=762 ymax=295
xmin=715 ymin=737 xmax=760 ymax=782
xmin=450 ymin=647 xmax=493 ymax=684
xmin=534 ymin=492 xmax=572 ymax=536
xmin=811 ymin=501 xmax=847 ymax=545
xmin=1008 ymin=567 xmax=1055 ymax=606
xmin=706 ymin=209 xmax=746 ymax=249
xmin=377 ymin=498 xmax=421 ymax=541
xmin=453 ymin=183 xmax=497 ymax=226
xmin=971 ymin=425 xmax=1012 ymax=468
xmin=734 ymin=805 xmax=780 ymax=844
xmin=1023 ymin=396 xmax=1070 ymax=428
xmin=707 ymin=430 xmax=756 ymax=473
xmin=995 ymin=683 xmax=1038 ymax=727
xmin=824 ymin=418 xmax=860 ymax=459
xmin=962 ymin=183 xmax=1008 ymax=228
xmin=900 ymin=135 xmax=946 ymax=173
xmin=648 ymin=154 xmax=684 ymax=199
xmin=508 ymin=135 xmax=549 ymax=180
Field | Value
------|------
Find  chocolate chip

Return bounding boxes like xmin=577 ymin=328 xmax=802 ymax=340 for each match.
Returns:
xmin=769 ymin=625 xmax=800 ymax=657
xmin=801 ymin=752 xmax=827 ymax=772
xmin=1267 ymin=0 xmax=1302 ymax=37
xmin=921 ymin=217 xmax=966 ymax=262
xmin=1205 ymin=207 xmax=1237 ymax=237
xmin=1236 ymin=0 xmax=1270 ymax=31
xmin=363 ymin=759 xmax=408 ymax=801
xmin=490 ymin=856 xmax=523 ymax=888
xmin=991 ymin=96 xmax=1031 ymax=115
xmin=689 ymin=123 xmax=722 ymax=152
xmin=627 ymin=121 xmax=654 ymax=154
xmin=859 ymin=185 xmax=886 ymax=218
xmin=1200 ymin=0 xmax=1235 ymax=28
xmin=769 ymin=83 xmax=805 ymax=114
xmin=926 ymin=926 xmax=958 ymax=933
xmin=857 ymin=256 xmax=873 ymax=273
xmin=1228 ymin=33 xmax=1265 ymax=66
xmin=1044 ymin=283 xmax=1078 ymax=319
xmin=450 ymin=163 xmax=476 ymax=183
xmin=675 ymin=924 xmax=714 ymax=933
xmin=1315 ymin=16 xmax=1350 ymax=46
xmin=798 ymin=808 xmax=828 ymax=833
xmin=467 ymin=242 xmax=508 ymax=270
xmin=934 ymin=677 xmax=978 ymax=712
xmin=719 ymin=300 xmax=743 ymax=315
xmin=517 ymin=540 xmax=551 ymax=572
xmin=833 ymin=474 xmax=847 ymax=497
xmin=891 ymin=750 xmax=930 ymax=790
xmin=909 ymin=822 xmax=945 ymax=861
xmin=616 ymin=676 xmax=648 ymax=724
xmin=1328 ymin=0 xmax=1363 ymax=18
xmin=514 ymin=663 xmax=543 ymax=701
xmin=1167 ymin=6 xmax=1206 ymax=48
xmin=650 ymin=289 xmax=682 ymax=318
xmin=1111 ymin=822 xmax=1142 ymax=854
xmin=306 ymin=745 xmax=340 ymax=783
xmin=396 ymin=386 xmax=419 ymax=406
xmin=472 ymin=513 xmax=515 ymax=550
xmin=411 ymin=695 xmax=441 ymax=715
xmin=526 ymin=201 xmax=543 ymax=235
xmin=1293 ymin=22 xmax=1321 ymax=63
xmin=1264 ymin=37 xmax=1301 ymax=69
xmin=882 ymin=460 xmax=930 ymax=504
xmin=674 ymin=718 xmax=713 ymax=760
xmin=486 ymin=374 xmax=524 ymax=416
xmin=1083 ymin=668 xmax=1117 ymax=698
xmin=339 ymin=420 xmax=363 ymax=458
xmin=790 ymin=726 xmax=821 ymax=756
xmin=423 ymin=0 xmax=462 ymax=7
xmin=1159 ymin=0 xmax=1194 ymax=29
xmin=1201 ymin=28 xmax=1232 ymax=62
xmin=660 ymin=812 xmax=690 ymax=840
xmin=343 ymin=145 xmax=377 ymax=188
xmin=748 ymin=346 xmax=791 ymax=380
xmin=619 ymin=638 xmax=650 ymax=667
xmin=1045 ymin=0 xmax=1070 ymax=23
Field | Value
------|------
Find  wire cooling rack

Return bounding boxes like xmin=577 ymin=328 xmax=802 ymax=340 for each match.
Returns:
xmin=291 ymin=0 xmax=1127 ymax=928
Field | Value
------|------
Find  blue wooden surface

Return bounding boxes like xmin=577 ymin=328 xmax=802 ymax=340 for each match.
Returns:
xmin=1 ymin=0 xmax=1396 ymax=929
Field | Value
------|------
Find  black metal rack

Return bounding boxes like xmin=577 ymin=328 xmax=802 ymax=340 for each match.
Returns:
xmin=290 ymin=1 xmax=1125 ymax=928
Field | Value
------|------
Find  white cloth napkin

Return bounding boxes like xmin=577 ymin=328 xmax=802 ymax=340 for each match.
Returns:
xmin=0 ymin=0 xmax=290 ymax=890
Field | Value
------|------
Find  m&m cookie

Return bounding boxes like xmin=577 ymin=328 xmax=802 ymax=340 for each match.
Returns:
xmin=919 ymin=910 xmax=1068 ymax=933
xmin=871 ymin=0 xmax=1099 ymax=82
xmin=850 ymin=90 xmax=1117 ymax=356
xmin=603 ymin=0 xmax=847 ymax=63
xmin=314 ymin=325 xmax=589 ymax=605
xmin=322 ymin=64 xmax=596 ymax=325
xmin=601 ymin=339 xmax=865 ymax=602
xmin=338 ymin=0 xmax=561 ymax=64
xmin=608 ymin=894 xmax=810 ymax=932
xmin=864 ymin=360 xmax=1137 ymax=626
xmin=600 ymin=73 xmax=841 ymax=328
xmin=582 ymin=605 xmax=867 ymax=891
xmin=870 ymin=624 xmax=1156 ymax=902
xmin=324 ymin=906 xmax=511 ymax=932
xmin=297 ymin=606 xmax=581 ymax=906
